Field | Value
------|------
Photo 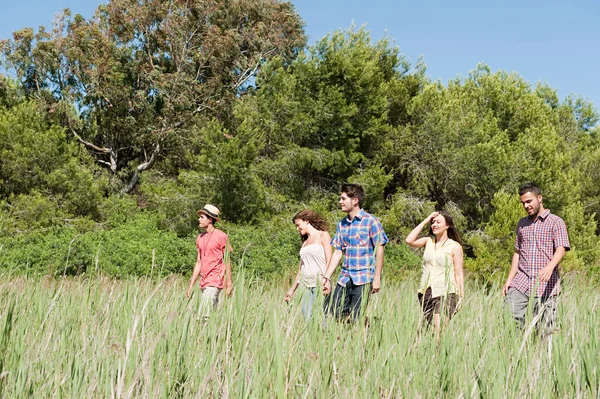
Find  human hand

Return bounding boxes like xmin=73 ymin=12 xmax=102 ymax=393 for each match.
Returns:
xmin=426 ymin=212 xmax=439 ymax=224
xmin=322 ymin=278 xmax=331 ymax=296
xmin=455 ymin=296 xmax=463 ymax=313
xmin=186 ymin=287 xmax=192 ymax=298
xmin=225 ymin=279 xmax=233 ymax=296
xmin=502 ymin=279 xmax=512 ymax=296
xmin=538 ymin=264 xmax=555 ymax=282
xmin=371 ymin=277 xmax=381 ymax=294
xmin=284 ymin=290 xmax=293 ymax=303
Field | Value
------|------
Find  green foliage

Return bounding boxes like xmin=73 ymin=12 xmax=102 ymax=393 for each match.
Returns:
xmin=1 ymin=21 xmax=600 ymax=281
xmin=466 ymin=189 xmax=523 ymax=284
xmin=139 ymin=170 xmax=211 ymax=237
xmin=231 ymin=27 xmax=424 ymax=202
xmin=1 ymin=0 xmax=307 ymax=193
xmin=380 ymin=192 xmax=436 ymax=241
xmin=0 ymin=192 xmax=70 ymax=235
xmin=0 ymin=102 xmax=105 ymax=233
xmin=0 ymin=213 xmax=193 ymax=277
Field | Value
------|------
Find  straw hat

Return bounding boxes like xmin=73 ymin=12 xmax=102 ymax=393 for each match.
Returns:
xmin=196 ymin=204 xmax=221 ymax=221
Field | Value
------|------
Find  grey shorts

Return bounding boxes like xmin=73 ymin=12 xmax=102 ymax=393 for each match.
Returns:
xmin=504 ymin=287 xmax=557 ymax=335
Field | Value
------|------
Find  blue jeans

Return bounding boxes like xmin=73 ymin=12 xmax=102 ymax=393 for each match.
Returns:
xmin=301 ymin=287 xmax=317 ymax=320
xmin=323 ymin=278 xmax=371 ymax=322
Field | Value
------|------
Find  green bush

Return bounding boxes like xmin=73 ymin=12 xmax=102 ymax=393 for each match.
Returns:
xmin=0 ymin=213 xmax=194 ymax=277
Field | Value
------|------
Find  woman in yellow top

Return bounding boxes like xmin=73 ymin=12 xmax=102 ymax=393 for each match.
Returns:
xmin=405 ymin=211 xmax=464 ymax=338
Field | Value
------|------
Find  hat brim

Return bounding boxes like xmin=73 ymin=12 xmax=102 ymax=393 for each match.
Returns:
xmin=197 ymin=209 xmax=220 ymax=221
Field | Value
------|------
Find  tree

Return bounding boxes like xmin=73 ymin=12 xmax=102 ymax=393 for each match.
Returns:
xmin=1 ymin=0 xmax=306 ymax=193
xmin=0 ymin=100 xmax=105 ymax=234
xmin=228 ymin=27 xmax=424 ymax=202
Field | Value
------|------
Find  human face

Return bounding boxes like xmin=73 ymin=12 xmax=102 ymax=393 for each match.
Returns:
xmin=339 ymin=193 xmax=357 ymax=213
xmin=520 ymin=192 xmax=543 ymax=217
xmin=430 ymin=214 xmax=448 ymax=236
xmin=198 ymin=213 xmax=212 ymax=229
xmin=294 ymin=218 xmax=310 ymax=235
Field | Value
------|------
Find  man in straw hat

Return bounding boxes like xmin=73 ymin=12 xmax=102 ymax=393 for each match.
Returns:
xmin=186 ymin=204 xmax=233 ymax=317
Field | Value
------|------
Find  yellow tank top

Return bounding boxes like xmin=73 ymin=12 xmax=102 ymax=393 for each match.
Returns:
xmin=418 ymin=237 xmax=460 ymax=298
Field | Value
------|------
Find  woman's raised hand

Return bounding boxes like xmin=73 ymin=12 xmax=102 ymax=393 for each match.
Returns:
xmin=425 ymin=212 xmax=439 ymax=224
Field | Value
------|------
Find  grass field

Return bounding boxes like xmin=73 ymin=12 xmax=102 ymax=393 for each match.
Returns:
xmin=0 ymin=272 xmax=598 ymax=398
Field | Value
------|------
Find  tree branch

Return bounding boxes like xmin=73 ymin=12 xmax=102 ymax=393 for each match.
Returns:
xmin=232 ymin=49 xmax=276 ymax=91
xmin=69 ymin=127 xmax=117 ymax=172
xmin=120 ymin=142 xmax=161 ymax=195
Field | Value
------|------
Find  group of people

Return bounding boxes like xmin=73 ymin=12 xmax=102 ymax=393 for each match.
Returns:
xmin=187 ymin=182 xmax=570 ymax=337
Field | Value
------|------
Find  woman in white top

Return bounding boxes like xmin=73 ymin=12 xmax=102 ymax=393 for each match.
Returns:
xmin=285 ymin=210 xmax=332 ymax=319
xmin=405 ymin=211 xmax=464 ymax=339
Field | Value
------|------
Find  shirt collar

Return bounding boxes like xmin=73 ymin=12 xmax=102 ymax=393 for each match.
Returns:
xmin=346 ymin=209 xmax=365 ymax=223
xmin=533 ymin=209 xmax=550 ymax=221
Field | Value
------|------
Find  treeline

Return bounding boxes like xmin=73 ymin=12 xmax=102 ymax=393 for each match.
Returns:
xmin=1 ymin=0 xmax=599 ymax=282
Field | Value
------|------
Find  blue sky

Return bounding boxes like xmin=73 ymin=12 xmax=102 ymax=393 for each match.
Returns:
xmin=1 ymin=0 xmax=598 ymax=110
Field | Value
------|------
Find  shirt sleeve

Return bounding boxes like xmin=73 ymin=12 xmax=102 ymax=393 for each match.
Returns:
xmin=514 ymin=224 xmax=522 ymax=252
xmin=552 ymin=217 xmax=570 ymax=251
xmin=369 ymin=217 xmax=388 ymax=247
xmin=331 ymin=222 xmax=343 ymax=251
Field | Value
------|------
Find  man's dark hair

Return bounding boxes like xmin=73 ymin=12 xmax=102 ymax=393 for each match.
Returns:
xmin=519 ymin=182 xmax=542 ymax=197
xmin=340 ymin=183 xmax=366 ymax=208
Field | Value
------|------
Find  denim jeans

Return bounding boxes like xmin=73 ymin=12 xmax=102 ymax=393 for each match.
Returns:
xmin=301 ymin=287 xmax=317 ymax=320
xmin=324 ymin=278 xmax=370 ymax=322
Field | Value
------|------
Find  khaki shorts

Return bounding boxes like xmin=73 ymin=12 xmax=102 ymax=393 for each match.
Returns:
xmin=199 ymin=287 xmax=221 ymax=319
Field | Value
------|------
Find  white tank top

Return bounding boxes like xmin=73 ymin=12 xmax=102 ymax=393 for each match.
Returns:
xmin=299 ymin=243 xmax=326 ymax=288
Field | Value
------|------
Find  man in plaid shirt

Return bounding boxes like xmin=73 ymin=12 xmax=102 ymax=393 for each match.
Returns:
xmin=323 ymin=184 xmax=388 ymax=322
xmin=502 ymin=182 xmax=570 ymax=335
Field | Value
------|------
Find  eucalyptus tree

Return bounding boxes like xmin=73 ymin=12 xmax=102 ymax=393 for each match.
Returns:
xmin=1 ymin=0 xmax=306 ymax=193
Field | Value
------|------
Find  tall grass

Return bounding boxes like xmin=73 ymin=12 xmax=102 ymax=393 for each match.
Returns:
xmin=0 ymin=272 xmax=598 ymax=397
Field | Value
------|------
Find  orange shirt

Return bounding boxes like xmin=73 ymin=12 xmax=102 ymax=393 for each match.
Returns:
xmin=196 ymin=229 xmax=231 ymax=289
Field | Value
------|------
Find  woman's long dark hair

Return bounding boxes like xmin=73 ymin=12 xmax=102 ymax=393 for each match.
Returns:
xmin=429 ymin=210 xmax=463 ymax=246
xmin=292 ymin=210 xmax=329 ymax=242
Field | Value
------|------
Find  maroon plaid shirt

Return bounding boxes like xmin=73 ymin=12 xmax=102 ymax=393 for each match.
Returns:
xmin=511 ymin=209 xmax=570 ymax=297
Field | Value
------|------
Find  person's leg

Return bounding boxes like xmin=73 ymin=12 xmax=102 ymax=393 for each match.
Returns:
xmin=324 ymin=283 xmax=346 ymax=320
xmin=418 ymin=288 xmax=436 ymax=325
xmin=347 ymin=281 xmax=370 ymax=322
xmin=200 ymin=286 xmax=221 ymax=320
xmin=431 ymin=294 xmax=443 ymax=342
xmin=534 ymin=295 xmax=558 ymax=336
xmin=301 ymin=287 xmax=316 ymax=320
xmin=433 ymin=313 xmax=441 ymax=343
xmin=442 ymin=294 xmax=458 ymax=320
xmin=504 ymin=287 xmax=529 ymax=329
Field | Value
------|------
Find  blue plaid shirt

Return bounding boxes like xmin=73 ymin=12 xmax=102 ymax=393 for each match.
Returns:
xmin=331 ymin=209 xmax=388 ymax=286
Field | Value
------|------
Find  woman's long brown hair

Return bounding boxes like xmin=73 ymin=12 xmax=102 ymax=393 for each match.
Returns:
xmin=293 ymin=210 xmax=329 ymax=242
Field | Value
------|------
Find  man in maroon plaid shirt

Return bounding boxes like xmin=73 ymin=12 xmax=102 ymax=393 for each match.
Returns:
xmin=502 ymin=183 xmax=570 ymax=335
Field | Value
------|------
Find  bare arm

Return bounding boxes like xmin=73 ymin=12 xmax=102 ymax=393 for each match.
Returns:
xmin=502 ymin=252 xmax=520 ymax=296
xmin=224 ymin=258 xmax=233 ymax=296
xmin=186 ymin=252 xmax=202 ymax=298
xmin=321 ymin=231 xmax=333 ymax=270
xmin=223 ymin=241 xmax=233 ymax=296
xmin=405 ymin=212 xmax=438 ymax=248
xmin=452 ymin=244 xmax=464 ymax=298
xmin=323 ymin=249 xmax=343 ymax=295
xmin=371 ymin=244 xmax=385 ymax=294
xmin=285 ymin=263 xmax=302 ymax=302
